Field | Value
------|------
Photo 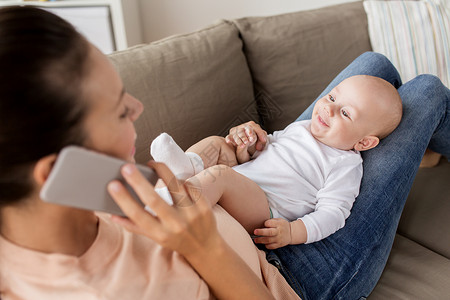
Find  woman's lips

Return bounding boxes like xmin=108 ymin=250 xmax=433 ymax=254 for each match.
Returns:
xmin=131 ymin=146 xmax=136 ymax=156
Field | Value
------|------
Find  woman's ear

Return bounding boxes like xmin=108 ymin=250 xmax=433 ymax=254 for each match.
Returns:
xmin=33 ymin=154 xmax=58 ymax=186
xmin=354 ymin=136 xmax=380 ymax=152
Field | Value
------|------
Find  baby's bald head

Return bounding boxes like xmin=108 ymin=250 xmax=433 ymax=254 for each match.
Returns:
xmin=351 ymin=75 xmax=402 ymax=139
xmin=311 ymin=75 xmax=402 ymax=151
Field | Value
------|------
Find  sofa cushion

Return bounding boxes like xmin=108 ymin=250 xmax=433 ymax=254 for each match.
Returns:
xmin=233 ymin=2 xmax=372 ymax=133
xmin=109 ymin=20 xmax=257 ymax=164
xmin=397 ymin=159 xmax=450 ymax=258
xmin=369 ymin=234 xmax=450 ymax=299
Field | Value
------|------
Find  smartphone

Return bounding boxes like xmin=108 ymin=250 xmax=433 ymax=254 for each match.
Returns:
xmin=40 ymin=146 xmax=159 ymax=216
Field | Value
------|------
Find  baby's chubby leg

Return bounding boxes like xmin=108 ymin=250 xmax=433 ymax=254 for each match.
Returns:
xmin=187 ymin=165 xmax=270 ymax=234
xmin=151 ymin=133 xmax=238 ymax=180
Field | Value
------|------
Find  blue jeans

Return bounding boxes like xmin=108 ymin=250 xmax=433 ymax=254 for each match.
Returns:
xmin=265 ymin=52 xmax=450 ymax=300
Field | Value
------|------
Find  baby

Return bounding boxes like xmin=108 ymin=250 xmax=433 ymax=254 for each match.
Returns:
xmin=150 ymin=75 xmax=402 ymax=249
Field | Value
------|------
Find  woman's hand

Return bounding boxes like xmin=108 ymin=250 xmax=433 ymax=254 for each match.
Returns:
xmin=225 ymin=121 xmax=268 ymax=151
xmin=107 ymin=161 xmax=219 ymax=258
xmin=107 ymin=161 xmax=275 ymax=300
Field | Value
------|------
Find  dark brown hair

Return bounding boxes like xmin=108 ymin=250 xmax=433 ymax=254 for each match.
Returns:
xmin=0 ymin=6 xmax=90 ymax=205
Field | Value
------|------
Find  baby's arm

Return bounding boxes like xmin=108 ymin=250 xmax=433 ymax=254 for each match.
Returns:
xmin=299 ymin=156 xmax=363 ymax=243
xmin=252 ymin=219 xmax=307 ymax=249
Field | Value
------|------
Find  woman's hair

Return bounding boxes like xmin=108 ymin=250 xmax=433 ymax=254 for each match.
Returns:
xmin=0 ymin=6 xmax=90 ymax=206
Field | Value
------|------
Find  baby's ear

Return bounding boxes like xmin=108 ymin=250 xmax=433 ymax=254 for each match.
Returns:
xmin=354 ymin=136 xmax=379 ymax=151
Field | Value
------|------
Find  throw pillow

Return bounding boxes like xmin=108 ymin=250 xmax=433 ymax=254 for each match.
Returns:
xmin=364 ymin=0 xmax=449 ymax=87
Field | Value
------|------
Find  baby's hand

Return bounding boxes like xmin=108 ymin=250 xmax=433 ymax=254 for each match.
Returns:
xmin=235 ymin=127 xmax=257 ymax=163
xmin=225 ymin=121 xmax=267 ymax=151
xmin=252 ymin=218 xmax=292 ymax=250
xmin=225 ymin=125 xmax=257 ymax=149
xmin=226 ymin=123 xmax=265 ymax=164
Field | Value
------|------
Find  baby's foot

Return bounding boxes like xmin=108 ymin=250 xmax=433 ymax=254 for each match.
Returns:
xmin=150 ymin=133 xmax=203 ymax=180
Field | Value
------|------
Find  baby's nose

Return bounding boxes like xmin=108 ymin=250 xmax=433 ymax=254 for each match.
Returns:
xmin=325 ymin=103 xmax=335 ymax=117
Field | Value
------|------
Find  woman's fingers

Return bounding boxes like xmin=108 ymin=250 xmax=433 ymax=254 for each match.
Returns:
xmin=147 ymin=161 xmax=194 ymax=207
xmin=107 ymin=161 xmax=220 ymax=256
xmin=123 ymin=164 xmax=177 ymax=213
xmin=107 ymin=179 xmax=160 ymax=234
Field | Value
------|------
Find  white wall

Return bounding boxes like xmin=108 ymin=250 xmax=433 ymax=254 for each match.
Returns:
xmin=138 ymin=0 xmax=359 ymax=43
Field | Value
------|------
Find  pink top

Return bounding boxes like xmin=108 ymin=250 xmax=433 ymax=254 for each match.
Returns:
xmin=0 ymin=205 xmax=299 ymax=300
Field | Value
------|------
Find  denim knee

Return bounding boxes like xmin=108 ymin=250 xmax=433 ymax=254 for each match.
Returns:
xmin=399 ymin=74 xmax=449 ymax=157
xmin=412 ymin=73 xmax=442 ymax=86
xmin=358 ymin=51 xmax=390 ymax=65
xmin=356 ymin=51 xmax=402 ymax=88
xmin=405 ymin=74 xmax=447 ymax=110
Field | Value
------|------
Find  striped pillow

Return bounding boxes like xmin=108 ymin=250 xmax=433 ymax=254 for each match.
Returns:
xmin=363 ymin=0 xmax=449 ymax=87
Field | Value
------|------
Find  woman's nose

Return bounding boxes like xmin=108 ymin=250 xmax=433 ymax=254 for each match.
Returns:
xmin=128 ymin=94 xmax=144 ymax=121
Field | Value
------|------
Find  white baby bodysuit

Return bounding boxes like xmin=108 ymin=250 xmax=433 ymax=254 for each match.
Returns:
xmin=232 ymin=120 xmax=363 ymax=243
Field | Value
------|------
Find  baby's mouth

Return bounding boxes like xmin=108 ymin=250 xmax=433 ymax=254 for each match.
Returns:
xmin=318 ymin=115 xmax=329 ymax=127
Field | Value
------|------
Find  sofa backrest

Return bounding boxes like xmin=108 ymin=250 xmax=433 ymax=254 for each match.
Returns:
xmin=109 ymin=1 xmax=371 ymax=164
xmin=233 ymin=1 xmax=372 ymax=133
xmin=109 ymin=21 xmax=257 ymax=164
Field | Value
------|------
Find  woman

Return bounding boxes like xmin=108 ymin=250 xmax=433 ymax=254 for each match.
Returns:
xmin=0 ymin=6 xmax=277 ymax=300
xmin=0 ymin=6 xmax=448 ymax=300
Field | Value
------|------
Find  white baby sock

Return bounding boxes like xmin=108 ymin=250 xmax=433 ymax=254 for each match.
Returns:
xmin=150 ymin=133 xmax=204 ymax=180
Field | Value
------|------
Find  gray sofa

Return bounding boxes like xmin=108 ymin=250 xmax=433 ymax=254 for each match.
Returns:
xmin=109 ymin=2 xmax=450 ymax=298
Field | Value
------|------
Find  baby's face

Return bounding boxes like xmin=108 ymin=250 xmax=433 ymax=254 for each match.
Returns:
xmin=310 ymin=75 xmax=393 ymax=151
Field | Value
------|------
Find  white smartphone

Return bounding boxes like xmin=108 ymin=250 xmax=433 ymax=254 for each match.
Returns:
xmin=40 ymin=146 xmax=159 ymax=216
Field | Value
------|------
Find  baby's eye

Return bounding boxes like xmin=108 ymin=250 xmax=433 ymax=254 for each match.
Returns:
xmin=342 ymin=109 xmax=350 ymax=118
xmin=328 ymin=95 xmax=335 ymax=102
